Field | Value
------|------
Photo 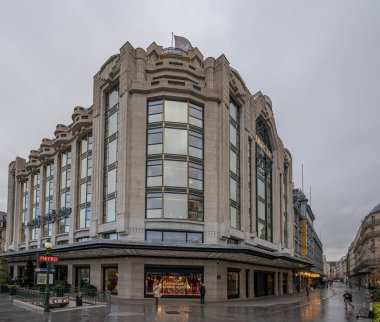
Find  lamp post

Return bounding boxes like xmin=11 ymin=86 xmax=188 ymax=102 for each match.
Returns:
xmin=44 ymin=242 xmax=52 ymax=312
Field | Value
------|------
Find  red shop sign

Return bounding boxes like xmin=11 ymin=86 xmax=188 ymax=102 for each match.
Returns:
xmin=38 ymin=255 xmax=59 ymax=263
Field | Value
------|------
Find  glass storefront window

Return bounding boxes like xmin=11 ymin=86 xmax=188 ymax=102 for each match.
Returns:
xmin=227 ymin=269 xmax=240 ymax=299
xmin=76 ymin=267 xmax=90 ymax=288
xmin=104 ymin=267 xmax=118 ymax=294
xmin=145 ymin=266 xmax=203 ymax=297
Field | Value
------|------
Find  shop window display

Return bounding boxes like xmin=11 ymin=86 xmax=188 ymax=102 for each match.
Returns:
xmin=145 ymin=266 xmax=203 ymax=297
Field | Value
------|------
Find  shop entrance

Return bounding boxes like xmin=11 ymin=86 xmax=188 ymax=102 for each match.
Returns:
xmin=254 ymin=271 xmax=274 ymax=297
xmin=144 ymin=265 xmax=203 ymax=298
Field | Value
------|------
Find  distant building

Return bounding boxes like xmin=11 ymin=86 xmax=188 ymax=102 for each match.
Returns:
xmin=293 ymin=189 xmax=324 ymax=286
xmin=0 ymin=211 xmax=6 ymax=253
xmin=347 ymin=203 xmax=380 ymax=288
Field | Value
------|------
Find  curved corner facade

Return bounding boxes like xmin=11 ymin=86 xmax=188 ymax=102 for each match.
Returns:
xmin=4 ymin=41 xmax=309 ymax=300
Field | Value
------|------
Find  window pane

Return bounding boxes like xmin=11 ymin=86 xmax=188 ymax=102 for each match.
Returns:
xmin=87 ymin=181 xmax=92 ymax=202
xmin=189 ymin=178 xmax=203 ymax=190
xmin=107 ymin=139 xmax=117 ymax=165
xmin=148 ymin=113 xmax=163 ymax=123
xmin=187 ymin=233 xmax=203 ymax=243
xmin=61 ymin=171 xmax=66 ymax=189
xmin=148 ymin=144 xmax=162 ymax=155
xmin=230 ymin=150 xmax=238 ymax=174
xmin=189 ymin=147 xmax=203 ymax=159
xmin=148 ymin=129 xmax=162 ymax=144
xmin=230 ymin=124 xmax=237 ymax=146
xmin=258 ymin=178 xmax=266 ymax=199
xmin=258 ymin=222 xmax=266 ymax=239
xmin=230 ymin=206 xmax=237 ymax=229
xmin=81 ymin=157 xmax=87 ymax=179
xmin=230 ymin=178 xmax=237 ymax=202
xmin=81 ymin=137 xmax=88 ymax=153
xmin=146 ymin=231 xmax=163 ymax=242
xmin=189 ymin=132 xmax=202 ymax=148
xmin=189 ymin=105 xmax=203 ymax=119
xmin=189 ymin=116 xmax=202 ymax=128
xmin=147 ymin=209 xmax=162 ymax=218
xmin=163 ymin=231 xmax=186 ymax=243
xmin=189 ymin=164 xmax=203 ymax=180
xmin=147 ymin=194 xmax=162 ymax=209
xmin=230 ymin=102 xmax=237 ymax=121
xmin=258 ymin=200 xmax=266 ymax=220
xmin=164 ymin=128 xmax=187 ymax=155
xmin=107 ymin=112 xmax=118 ymax=138
xmin=80 ymin=183 xmax=86 ymax=204
xmin=164 ymin=101 xmax=188 ymax=123
xmin=147 ymin=176 xmax=162 ymax=187
xmin=164 ymin=161 xmax=187 ymax=187
xmin=107 ymin=168 xmax=117 ymax=194
xmin=79 ymin=208 xmax=86 ymax=228
xmin=105 ymin=198 xmax=116 ymax=222
xmin=147 ymin=160 xmax=162 ymax=176
xmin=148 ymin=104 xmax=163 ymax=115
xmin=164 ymin=194 xmax=187 ymax=219
xmin=87 ymin=156 xmax=92 ymax=176
xmin=108 ymin=89 xmax=118 ymax=109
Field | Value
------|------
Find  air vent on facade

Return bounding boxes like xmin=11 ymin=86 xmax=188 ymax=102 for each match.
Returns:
xmin=169 ymin=61 xmax=183 ymax=66
xmin=168 ymin=80 xmax=185 ymax=86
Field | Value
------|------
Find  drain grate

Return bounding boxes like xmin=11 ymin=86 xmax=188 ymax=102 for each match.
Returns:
xmin=165 ymin=311 xmax=181 ymax=314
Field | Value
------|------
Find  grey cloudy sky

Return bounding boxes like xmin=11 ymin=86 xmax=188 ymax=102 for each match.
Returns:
xmin=0 ymin=0 xmax=379 ymax=261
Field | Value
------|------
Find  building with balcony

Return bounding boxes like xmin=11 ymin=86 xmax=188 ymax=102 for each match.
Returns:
xmin=348 ymin=203 xmax=380 ymax=288
xmin=2 ymin=40 xmax=310 ymax=300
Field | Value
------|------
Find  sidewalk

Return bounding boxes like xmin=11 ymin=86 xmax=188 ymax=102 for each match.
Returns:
xmin=0 ymin=284 xmax=373 ymax=322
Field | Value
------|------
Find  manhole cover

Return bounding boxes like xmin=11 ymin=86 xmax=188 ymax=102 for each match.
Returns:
xmin=165 ymin=311 xmax=181 ymax=314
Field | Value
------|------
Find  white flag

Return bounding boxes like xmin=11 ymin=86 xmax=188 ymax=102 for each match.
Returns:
xmin=174 ymin=35 xmax=193 ymax=51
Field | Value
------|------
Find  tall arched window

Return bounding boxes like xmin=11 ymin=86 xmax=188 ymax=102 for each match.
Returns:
xmin=255 ymin=119 xmax=273 ymax=242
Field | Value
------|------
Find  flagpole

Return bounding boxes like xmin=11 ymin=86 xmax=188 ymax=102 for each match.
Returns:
xmin=171 ymin=32 xmax=174 ymax=47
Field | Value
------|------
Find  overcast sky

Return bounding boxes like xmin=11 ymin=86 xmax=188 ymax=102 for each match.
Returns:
xmin=0 ymin=0 xmax=379 ymax=261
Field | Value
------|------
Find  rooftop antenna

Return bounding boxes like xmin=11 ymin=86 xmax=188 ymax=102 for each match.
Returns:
xmin=171 ymin=32 xmax=174 ymax=47
xmin=302 ymin=164 xmax=304 ymax=192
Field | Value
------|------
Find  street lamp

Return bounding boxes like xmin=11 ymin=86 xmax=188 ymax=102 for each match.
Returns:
xmin=44 ymin=242 xmax=53 ymax=312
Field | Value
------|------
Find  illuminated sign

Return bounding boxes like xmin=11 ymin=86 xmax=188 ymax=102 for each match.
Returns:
xmin=255 ymin=135 xmax=273 ymax=160
xmin=301 ymin=219 xmax=307 ymax=256
xmin=38 ymin=255 xmax=59 ymax=263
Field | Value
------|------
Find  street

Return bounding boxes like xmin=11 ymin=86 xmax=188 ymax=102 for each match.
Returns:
xmin=0 ymin=283 xmax=371 ymax=322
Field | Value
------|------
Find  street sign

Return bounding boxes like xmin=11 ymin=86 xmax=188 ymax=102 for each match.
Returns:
xmin=38 ymin=255 xmax=59 ymax=263
xmin=35 ymin=268 xmax=56 ymax=273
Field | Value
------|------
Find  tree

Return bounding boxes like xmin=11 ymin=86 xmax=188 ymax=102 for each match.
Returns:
xmin=23 ymin=260 xmax=35 ymax=287
xmin=0 ymin=257 xmax=10 ymax=286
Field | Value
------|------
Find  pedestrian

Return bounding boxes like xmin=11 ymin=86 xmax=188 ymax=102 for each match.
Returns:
xmin=153 ymin=279 xmax=161 ymax=305
xmin=343 ymin=290 xmax=354 ymax=310
xmin=200 ymin=282 xmax=206 ymax=304
xmin=306 ymin=285 xmax=310 ymax=296
xmin=296 ymin=284 xmax=300 ymax=295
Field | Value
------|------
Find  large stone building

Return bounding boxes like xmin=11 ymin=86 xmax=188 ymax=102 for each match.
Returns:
xmin=347 ymin=203 xmax=380 ymax=288
xmin=3 ymin=40 xmax=310 ymax=300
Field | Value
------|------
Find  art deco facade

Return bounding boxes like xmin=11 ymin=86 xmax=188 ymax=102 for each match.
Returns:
xmin=347 ymin=203 xmax=380 ymax=288
xmin=4 ymin=41 xmax=309 ymax=300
